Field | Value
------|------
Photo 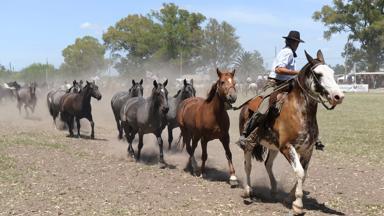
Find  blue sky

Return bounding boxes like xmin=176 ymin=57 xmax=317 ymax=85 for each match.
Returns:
xmin=0 ymin=0 xmax=348 ymax=71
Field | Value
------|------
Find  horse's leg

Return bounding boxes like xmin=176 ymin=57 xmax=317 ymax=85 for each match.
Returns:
xmin=281 ymin=145 xmax=306 ymax=215
xmin=220 ymin=133 xmax=238 ymax=187
xmin=137 ymin=132 xmax=144 ymax=161
xmin=167 ymin=126 xmax=173 ymax=150
xmin=24 ymin=104 xmax=29 ymax=117
xmin=265 ymin=150 xmax=279 ymax=200
xmin=87 ymin=114 xmax=95 ymax=139
xmin=243 ymin=151 xmax=253 ymax=198
xmin=200 ymin=137 xmax=208 ymax=178
xmin=190 ymin=136 xmax=200 ymax=175
xmin=156 ymin=130 xmax=166 ymax=168
xmin=68 ymin=116 xmax=74 ymax=137
xmin=114 ymin=113 xmax=123 ymax=139
xmin=17 ymin=101 xmax=21 ymax=115
xmin=75 ymin=117 xmax=81 ymax=138
xmin=122 ymin=122 xmax=135 ymax=158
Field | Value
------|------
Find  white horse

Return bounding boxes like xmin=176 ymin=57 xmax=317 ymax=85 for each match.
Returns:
xmin=246 ymin=82 xmax=258 ymax=96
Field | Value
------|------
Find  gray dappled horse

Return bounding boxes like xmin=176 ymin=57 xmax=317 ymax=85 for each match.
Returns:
xmin=17 ymin=82 xmax=37 ymax=116
xmin=60 ymin=81 xmax=102 ymax=139
xmin=111 ymin=79 xmax=143 ymax=139
xmin=121 ymin=80 xmax=169 ymax=168
xmin=165 ymin=79 xmax=196 ymax=149
xmin=47 ymin=80 xmax=83 ymax=126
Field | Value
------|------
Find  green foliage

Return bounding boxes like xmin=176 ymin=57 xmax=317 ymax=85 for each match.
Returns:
xmin=0 ymin=64 xmax=12 ymax=81
xmin=62 ymin=36 xmax=106 ymax=76
xmin=234 ymin=50 xmax=266 ymax=80
xmin=151 ymin=3 xmax=206 ymax=62
xmin=313 ymin=0 xmax=384 ymax=71
xmin=199 ymin=18 xmax=242 ymax=69
xmin=103 ymin=3 xmax=242 ymax=76
xmin=16 ymin=63 xmax=56 ymax=81
xmin=331 ymin=63 xmax=346 ymax=75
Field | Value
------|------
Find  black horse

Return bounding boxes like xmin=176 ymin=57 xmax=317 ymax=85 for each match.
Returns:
xmin=121 ymin=80 xmax=169 ymax=167
xmin=17 ymin=82 xmax=37 ymax=116
xmin=60 ymin=81 xmax=102 ymax=139
xmin=111 ymin=79 xmax=144 ymax=139
xmin=166 ymin=79 xmax=196 ymax=149
xmin=47 ymin=80 xmax=82 ymax=125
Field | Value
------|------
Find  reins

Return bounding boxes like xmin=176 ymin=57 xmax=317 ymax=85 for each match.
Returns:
xmin=230 ymin=63 xmax=336 ymax=111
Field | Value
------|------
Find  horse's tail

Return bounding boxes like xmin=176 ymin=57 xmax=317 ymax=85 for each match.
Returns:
xmin=175 ymin=133 xmax=184 ymax=150
xmin=252 ymin=144 xmax=266 ymax=162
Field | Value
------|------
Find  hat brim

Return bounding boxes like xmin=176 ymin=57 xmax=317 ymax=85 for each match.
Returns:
xmin=283 ymin=36 xmax=304 ymax=43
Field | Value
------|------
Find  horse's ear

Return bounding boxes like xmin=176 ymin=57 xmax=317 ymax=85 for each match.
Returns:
xmin=317 ymin=50 xmax=325 ymax=63
xmin=216 ymin=68 xmax=221 ymax=77
xmin=86 ymin=81 xmax=90 ymax=85
xmin=183 ymin=79 xmax=187 ymax=86
xmin=305 ymin=50 xmax=314 ymax=64
xmin=79 ymin=80 xmax=83 ymax=84
xmin=153 ymin=80 xmax=158 ymax=88
xmin=231 ymin=69 xmax=236 ymax=76
xmin=73 ymin=80 xmax=76 ymax=85
xmin=163 ymin=79 xmax=168 ymax=87
xmin=139 ymin=79 xmax=143 ymax=85
xmin=132 ymin=79 xmax=136 ymax=85
xmin=190 ymin=79 xmax=193 ymax=86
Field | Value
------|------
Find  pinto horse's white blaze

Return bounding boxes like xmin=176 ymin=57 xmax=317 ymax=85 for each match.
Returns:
xmin=313 ymin=64 xmax=344 ymax=105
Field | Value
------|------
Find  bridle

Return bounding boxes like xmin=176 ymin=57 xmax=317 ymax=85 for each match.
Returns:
xmin=216 ymin=80 xmax=236 ymax=110
xmin=295 ymin=62 xmax=335 ymax=110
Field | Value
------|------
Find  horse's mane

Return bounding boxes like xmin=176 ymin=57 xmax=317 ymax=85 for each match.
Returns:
xmin=173 ymin=90 xmax=181 ymax=98
xmin=205 ymin=81 xmax=217 ymax=102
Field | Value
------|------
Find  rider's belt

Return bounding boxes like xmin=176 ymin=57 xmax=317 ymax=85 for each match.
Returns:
xmin=267 ymin=77 xmax=283 ymax=85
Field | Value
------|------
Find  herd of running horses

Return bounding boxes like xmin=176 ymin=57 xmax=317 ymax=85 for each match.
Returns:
xmin=2 ymin=50 xmax=345 ymax=214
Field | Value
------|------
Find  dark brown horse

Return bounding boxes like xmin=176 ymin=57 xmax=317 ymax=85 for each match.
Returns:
xmin=60 ymin=81 xmax=102 ymax=139
xmin=47 ymin=80 xmax=82 ymax=126
xmin=239 ymin=50 xmax=344 ymax=215
xmin=177 ymin=69 xmax=238 ymax=186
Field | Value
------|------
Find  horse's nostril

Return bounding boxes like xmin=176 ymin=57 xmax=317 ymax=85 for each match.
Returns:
xmin=334 ymin=95 xmax=340 ymax=100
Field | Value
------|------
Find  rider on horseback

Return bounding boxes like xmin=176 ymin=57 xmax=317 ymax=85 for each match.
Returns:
xmin=237 ymin=30 xmax=325 ymax=151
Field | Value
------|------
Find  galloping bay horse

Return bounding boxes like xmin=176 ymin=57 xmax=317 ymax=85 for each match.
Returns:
xmin=47 ymin=80 xmax=82 ymax=125
xmin=111 ymin=79 xmax=144 ymax=139
xmin=177 ymin=69 xmax=238 ymax=186
xmin=166 ymin=79 xmax=196 ymax=149
xmin=60 ymin=81 xmax=102 ymax=139
xmin=121 ymin=80 xmax=169 ymax=168
xmin=239 ymin=50 xmax=344 ymax=215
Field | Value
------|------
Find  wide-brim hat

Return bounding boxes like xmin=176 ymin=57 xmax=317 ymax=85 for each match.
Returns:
xmin=283 ymin=30 xmax=304 ymax=43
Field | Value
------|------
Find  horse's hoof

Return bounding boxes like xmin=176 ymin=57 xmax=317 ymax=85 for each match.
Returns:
xmin=229 ymin=175 xmax=239 ymax=188
xmin=241 ymin=190 xmax=252 ymax=198
xmin=292 ymin=203 xmax=304 ymax=215
xmin=158 ymin=161 xmax=166 ymax=169
xmin=229 ymin=179 xmax=239 ymax=188
xmin=90 ymin=136 xmax=95 ymax=139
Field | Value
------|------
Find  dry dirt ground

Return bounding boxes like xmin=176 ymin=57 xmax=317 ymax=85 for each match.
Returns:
xmin=0 ymin=89 xmax=383 ymax=216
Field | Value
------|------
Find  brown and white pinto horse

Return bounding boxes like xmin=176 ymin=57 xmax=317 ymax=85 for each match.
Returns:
xmin=239 ymin=50 xmax=344 ymax=214
xmin=177 ymin=69 xmax=238 ymax=186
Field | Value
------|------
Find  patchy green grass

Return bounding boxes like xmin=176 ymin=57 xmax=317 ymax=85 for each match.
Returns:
xmin=0 ymin=131 xmax=66 ymax=150
xmin=0 ymin=154 xmax=19 ymax=182
xmin=318 ymin=93 xmax=384 ymax=165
